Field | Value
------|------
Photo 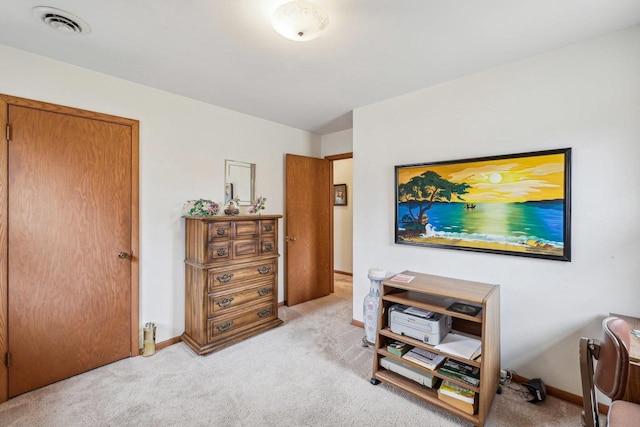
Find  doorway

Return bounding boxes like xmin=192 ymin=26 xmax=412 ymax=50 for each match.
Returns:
xmin=283 ymin=153 xmax=353 ymax=309
xmin=0 ymin=95 xmax=139 ymax=401
xmin=328 ymin=154 xmax=353 ymax=278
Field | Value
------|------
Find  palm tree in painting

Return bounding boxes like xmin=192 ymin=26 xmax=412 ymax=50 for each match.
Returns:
xmin=398 ymin=171 xmax=471 ymax=235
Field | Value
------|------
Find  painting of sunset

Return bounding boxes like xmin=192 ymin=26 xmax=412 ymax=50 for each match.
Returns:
xmin=395 ymin=148 xmax=571 ymax=261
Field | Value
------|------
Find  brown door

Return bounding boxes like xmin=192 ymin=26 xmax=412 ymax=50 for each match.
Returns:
xmin=285 ymin=154 xmax=332 ymax=306
xmin=7 ymin=104 xmax=134 ymax=397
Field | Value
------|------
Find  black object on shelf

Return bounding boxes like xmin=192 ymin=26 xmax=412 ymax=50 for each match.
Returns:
xmin=446 ymin=302 xmax=482 ymax=317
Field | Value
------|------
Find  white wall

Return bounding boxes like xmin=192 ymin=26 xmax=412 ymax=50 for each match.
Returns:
xmin=321 ymin=128 xmax=353 ymax=157
xmin=352 ymin=26 xmax=640 ymax=395
xmin=0 ymin=44 xmax=321 ymax=344
xmin=333 ymin=158 xmax=353 ymax=273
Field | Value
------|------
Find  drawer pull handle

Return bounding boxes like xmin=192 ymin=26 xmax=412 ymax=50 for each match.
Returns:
xmin=216 ymin=297 xmax=234 ymax=308
xmin=264 ymin=243 xmax=273 ymax=251
xmin=257 ymin=288 xmax=272 ymax=297
xmin=264 ymin=225 xmax=273 ymax=232
xmin=217 ymin=321 xmax=233 ymax=332
xmin=217 ymin=247 xmax=227 ymax=256
xmin=216 ymin=227 xmax=227 ymax=236
xmin=257 ymin=309 xmax=272 ymax=318
xmin=216 ymin=273 xmax=234 ymax=283
xmin=257 ymin=266 xmax=271 ymax=275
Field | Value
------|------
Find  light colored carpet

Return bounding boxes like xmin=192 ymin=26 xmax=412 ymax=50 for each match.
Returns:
xmin=0 ymin=274 xmax=586 ymax=426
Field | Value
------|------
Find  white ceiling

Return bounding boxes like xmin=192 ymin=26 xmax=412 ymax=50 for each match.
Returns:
xmin=1 ymin=0 xmax=639 ymax=135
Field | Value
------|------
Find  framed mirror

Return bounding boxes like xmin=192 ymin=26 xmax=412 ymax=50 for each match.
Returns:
xmin=225 ymin=160 xmax=255 ymax=206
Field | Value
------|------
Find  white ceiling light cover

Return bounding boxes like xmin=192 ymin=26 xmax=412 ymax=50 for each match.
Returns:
xmin=272 ymin=1 xmax=329 ymax=42
xmin=32 ymin=6 xmax=91 ymax=35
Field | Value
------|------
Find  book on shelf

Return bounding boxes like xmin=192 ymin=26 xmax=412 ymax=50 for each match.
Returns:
xmin=389 ymin=273 xmax=415 ymax=283
xmin=434 ymin=333 xmax=482 ymax=360
xmin=438 ymin=359 xmax=480 ymax=386
xmin=387 ymin=340 xmax=413 ymax=357
xmin=438 ymin=381 xmax=476 ymax=404
xmin=437 ymin=389 xmax=477 ymax=415
xmin=401 ymin=347 xmax=446 ymax=371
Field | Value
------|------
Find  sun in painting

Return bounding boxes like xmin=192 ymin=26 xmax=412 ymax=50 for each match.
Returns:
xmin=488 ymin=173 xmax=502 ymax=184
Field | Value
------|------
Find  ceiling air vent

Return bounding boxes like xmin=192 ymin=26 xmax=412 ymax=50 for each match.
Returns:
xmin=32 ymin=6 xmax=91 ymax=35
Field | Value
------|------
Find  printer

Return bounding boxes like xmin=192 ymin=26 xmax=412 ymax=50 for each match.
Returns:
xmin=389 ymin=304 xmax=451 ymax=345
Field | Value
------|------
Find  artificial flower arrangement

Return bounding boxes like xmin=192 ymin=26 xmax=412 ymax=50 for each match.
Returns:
xmin=183 ymin=199 xmax=219 ymax=216
xmin=248 ymin=196 xmax=267 ymax=215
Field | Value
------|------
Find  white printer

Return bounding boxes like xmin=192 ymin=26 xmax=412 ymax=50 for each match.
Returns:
xmin=389 ymin=304 xmax=451 ymax=345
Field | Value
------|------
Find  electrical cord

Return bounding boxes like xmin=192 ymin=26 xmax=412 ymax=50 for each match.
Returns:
xmin=501 ymin=370 xmax=538 ymax=402
xmin=500 ymin=369 xmax=513 ymax=385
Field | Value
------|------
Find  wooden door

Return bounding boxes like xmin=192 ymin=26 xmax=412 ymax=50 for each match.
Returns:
xmin=3 ymin=100 xmax=138 ymax=398
xmin=285 ymin=154 xmax=332 ymax=306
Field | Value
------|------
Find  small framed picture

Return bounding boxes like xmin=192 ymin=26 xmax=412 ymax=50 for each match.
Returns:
xmin=334 ymin=184 xmax=347 ymax=206
xmin=224 ymin=183 xmax=233 ymax=202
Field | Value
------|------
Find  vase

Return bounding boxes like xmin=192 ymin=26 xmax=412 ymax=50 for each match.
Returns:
xmin=363 ymin=268 xmax=386 ymax=346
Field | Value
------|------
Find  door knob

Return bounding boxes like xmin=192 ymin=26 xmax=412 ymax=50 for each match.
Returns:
xmin=118 ymin=252 xmax=130 ymax=259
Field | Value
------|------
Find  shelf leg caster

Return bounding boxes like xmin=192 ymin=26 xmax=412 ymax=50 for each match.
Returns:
xmin=362 ymin=336 xmax=373 ymax=347
xmin=370 ymin=378 xmax=380 ymax=385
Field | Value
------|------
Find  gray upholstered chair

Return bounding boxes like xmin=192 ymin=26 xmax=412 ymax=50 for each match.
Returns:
xmin=580 ymin=316 xmax=640 ymax=427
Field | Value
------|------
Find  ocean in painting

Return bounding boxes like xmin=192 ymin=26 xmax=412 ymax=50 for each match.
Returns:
xmin=397 ymin=201 xmax=565 ymax=248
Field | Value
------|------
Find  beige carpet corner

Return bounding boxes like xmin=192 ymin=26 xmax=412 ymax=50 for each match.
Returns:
xmin=0 ymin=276 xmax=588 ymax=426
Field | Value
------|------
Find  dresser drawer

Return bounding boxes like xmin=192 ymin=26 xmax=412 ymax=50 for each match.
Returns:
xmin=208 ymin=259 xmax=277 ymax=291
xmin=206 ymin=241 xmax=231 ymax=263
xmin=260 ymin=238 xmax=276 ymax=255
xmin=234 ymin=220 xmax=259 ymax=239
xmin=260 ymin=219 xmax=276 ymax=236
xmin=208 ymin=302 xmax=276 ymax=341
xmin=208 ymin=280 xmax=275 ymax=316
xmin=208 ymin=222 xmax=231 ymax=241
xmin=233 ymin=239 xmax=260 ymax=259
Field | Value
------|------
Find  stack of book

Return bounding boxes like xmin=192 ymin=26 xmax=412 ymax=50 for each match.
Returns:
xmin=401 ymin=347 xmax=446 ymax=371
xmin=437 ymin=381 xmax=477 ymax=415
xmin=387 ymin=340 xmax=413 ymax=357
xmin=438 ymin=359 xmax=480 ymax=386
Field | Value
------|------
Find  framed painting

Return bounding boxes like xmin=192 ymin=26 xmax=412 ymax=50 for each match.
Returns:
xmin=334 ymin=184 xmax=347 ymax=206
xmin=395 ymin=148 xmax=571 ymax=261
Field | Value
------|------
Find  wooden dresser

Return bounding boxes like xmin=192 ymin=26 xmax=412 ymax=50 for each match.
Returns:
xmin=182 ymin=215 xmax=283 ymax=355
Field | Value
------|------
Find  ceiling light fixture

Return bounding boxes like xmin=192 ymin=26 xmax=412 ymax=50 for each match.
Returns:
xmin=272 ymin=1 xmax=329 ymax=42
xmin=32 ymin=6 xmax=91 ymax=35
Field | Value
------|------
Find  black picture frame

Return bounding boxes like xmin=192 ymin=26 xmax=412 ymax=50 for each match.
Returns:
xmin=334 ymin=184 xmax=347 ymax=206
xmin=395 ymin=148 xmax=571 ymax=261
